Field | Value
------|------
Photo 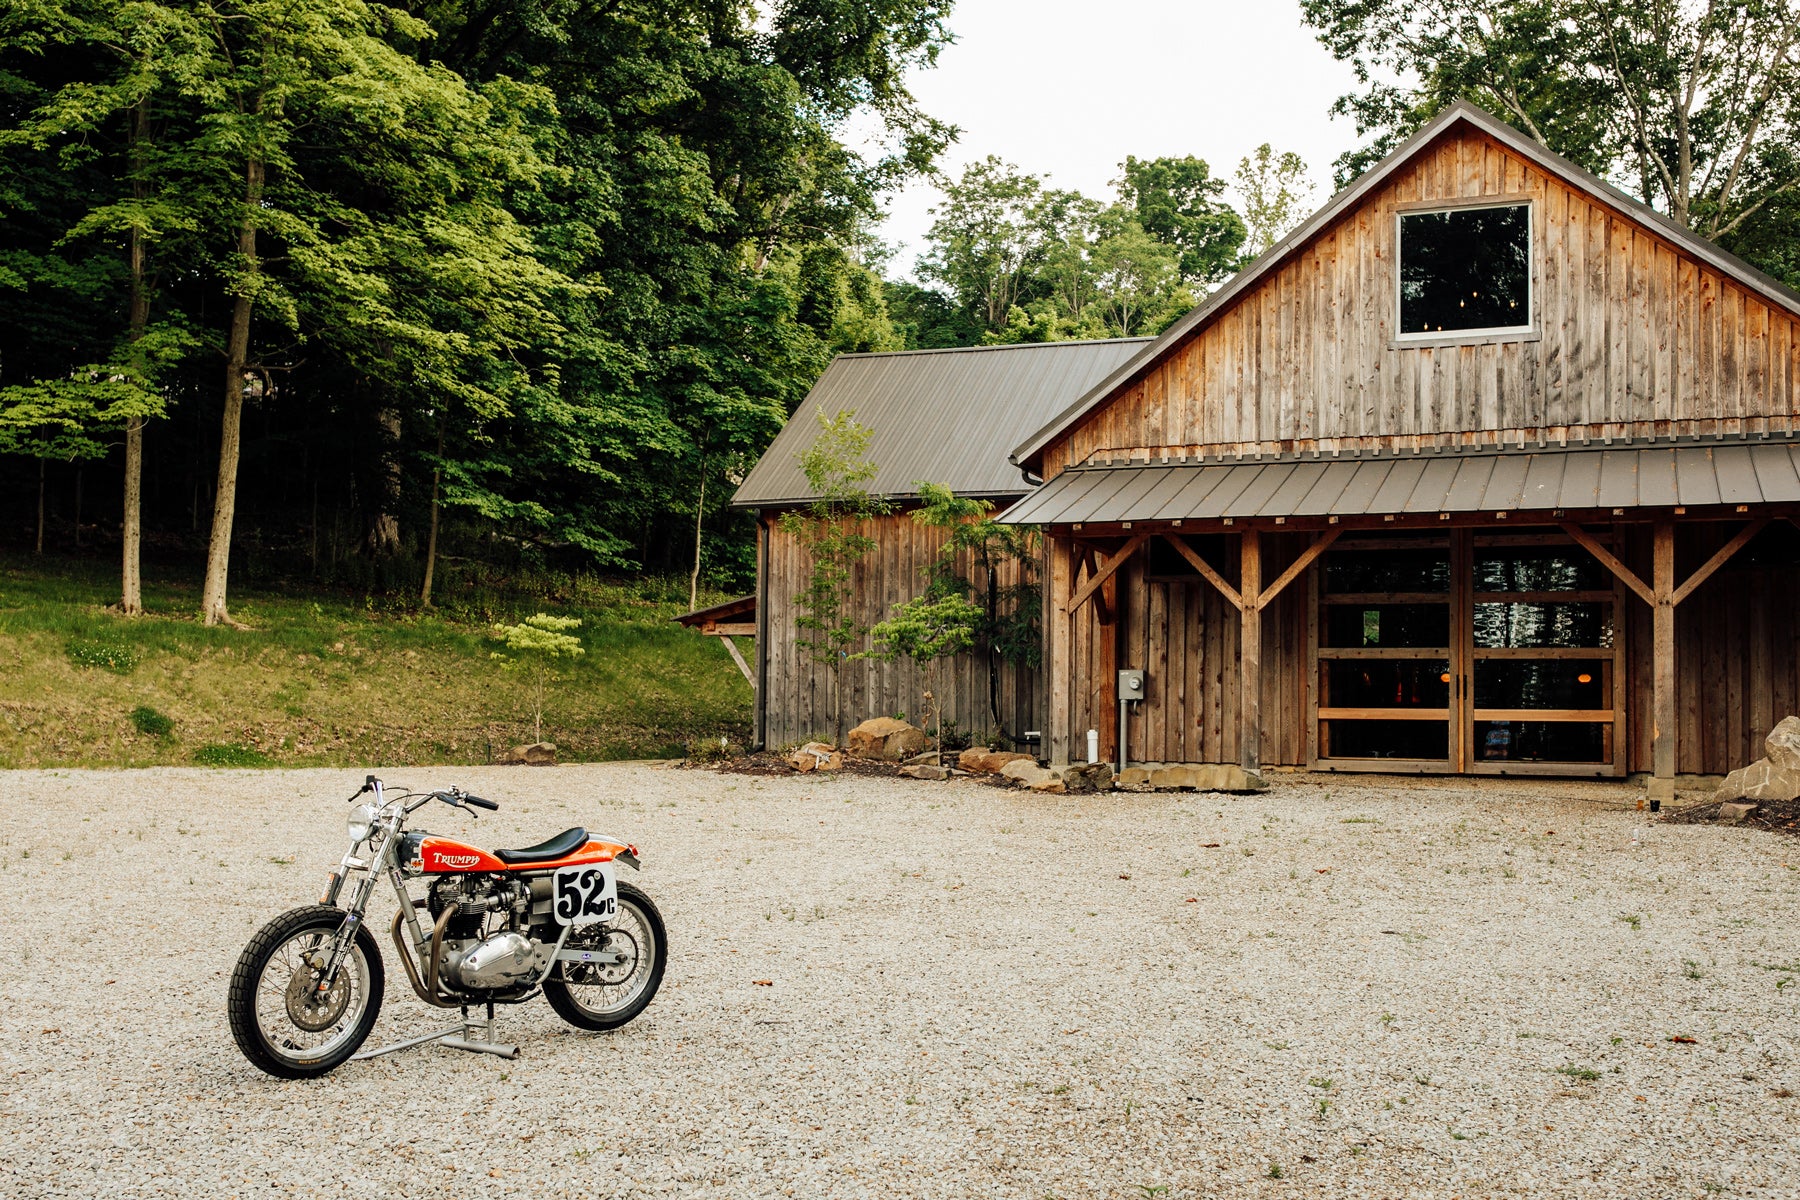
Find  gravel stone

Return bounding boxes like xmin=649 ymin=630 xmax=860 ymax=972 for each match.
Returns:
xmin=2 ymin=765 xmax=1797 ymax=1198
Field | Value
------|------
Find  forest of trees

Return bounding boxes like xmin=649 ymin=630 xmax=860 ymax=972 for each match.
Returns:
xmin=3 ymin=0 xmax=1797 ymax=617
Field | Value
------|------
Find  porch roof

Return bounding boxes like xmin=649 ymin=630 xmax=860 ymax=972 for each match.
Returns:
xmin=996 ymin=435 xmax=1800 ymax=526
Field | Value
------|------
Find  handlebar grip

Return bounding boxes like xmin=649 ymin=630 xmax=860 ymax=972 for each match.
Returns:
xmin=464 ymin=794 xmax=498 ymax=811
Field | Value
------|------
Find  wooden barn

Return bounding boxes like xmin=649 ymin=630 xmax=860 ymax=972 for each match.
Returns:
xmin=1003 ymin=101 xmax=1800 ymax=803
xmin=732 ymin=338 xmax=1149 ymax=748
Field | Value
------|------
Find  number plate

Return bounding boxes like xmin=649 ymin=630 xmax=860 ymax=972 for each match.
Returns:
xmin=552 ymin=863 xmax=618 ymax=926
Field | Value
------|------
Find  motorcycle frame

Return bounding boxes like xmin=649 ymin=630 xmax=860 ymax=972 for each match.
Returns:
xmin=319 ymin=780 xmax=579 ymax=1061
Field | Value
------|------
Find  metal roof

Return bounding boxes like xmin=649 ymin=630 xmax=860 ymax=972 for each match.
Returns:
xmin=996 ymin=436 xmax=1800 ymax=526
xmin=730 ymin=338 xmax=1151 ymax=508
xmin=1008 ymin=101 xmax=1800 ymax=473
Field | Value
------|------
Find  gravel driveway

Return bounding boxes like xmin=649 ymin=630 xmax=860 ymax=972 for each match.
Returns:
xmin=2 ymin=764 xmax=1797 ymax=1198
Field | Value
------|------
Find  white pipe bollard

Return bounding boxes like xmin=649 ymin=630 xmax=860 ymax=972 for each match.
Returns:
xmin=1086 ymin=728 xmax=1099 ymax=764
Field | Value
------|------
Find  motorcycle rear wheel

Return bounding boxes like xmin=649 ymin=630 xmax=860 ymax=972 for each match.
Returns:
xmin=543 ymin=882 xmax=665 ymax=1031
xmin=228 ymin=904 xmax=384 ymax=1079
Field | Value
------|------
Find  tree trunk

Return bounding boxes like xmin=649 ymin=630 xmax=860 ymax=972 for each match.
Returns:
xmin=35 ymin=459 xmax=45 ymax=554
xmin=363 ymin=405 xmax=403 ymax=558
xmin=120 ymin=94 xmax=149 ymax=615
xmin=421 ymin=426 xmax=443 ymax=607
xmin=73 ymin=468 xmax=83 ymax=548
xmin=200 ymin=154 xmax=263 ymax=628
xmin=688 ymin=470 xmax=706 ymax=612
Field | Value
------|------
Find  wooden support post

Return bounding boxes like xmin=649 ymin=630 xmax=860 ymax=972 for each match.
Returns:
xmin=1048 ymin=534 xmax=1074 ymax=767
xmin=719 ymin=635 xmax=755 ymax=689
xmin=1650 ymin=518 xmax=1676 ymax=806
xmin=1239 ymin=528 xmax=1262 ymax=775
xmin=1098 ymin=570 xmax=1119 ymax=762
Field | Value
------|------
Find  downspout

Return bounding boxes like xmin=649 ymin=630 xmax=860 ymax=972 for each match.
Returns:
xmin=752 ymin=512 xmax=770 ymax=751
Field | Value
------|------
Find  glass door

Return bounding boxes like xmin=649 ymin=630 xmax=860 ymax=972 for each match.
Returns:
xmin=1465 ymin=535 xmax=1623 ymax=775
xmin=1314 ymin=535 xmax=1458 ymax=770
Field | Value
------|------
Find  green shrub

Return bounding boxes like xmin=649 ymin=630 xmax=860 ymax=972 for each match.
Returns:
xmin=194 ymin=743 xmax=273 ymax=768
xmin=66 ymin=638 xmax=141 ymax=674
xmin=129 ymin=705 xmax=173 ymax=738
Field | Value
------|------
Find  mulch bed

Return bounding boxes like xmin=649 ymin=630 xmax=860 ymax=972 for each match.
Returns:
xmin=699 ymin=751 xmax=908 ymax=779
xmin=1662 ymin=798 xmax=1800 ymax=837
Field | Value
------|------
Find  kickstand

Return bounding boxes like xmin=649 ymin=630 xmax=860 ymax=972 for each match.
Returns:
xmin=353 ymin=1001 xmax=519 ymax=1062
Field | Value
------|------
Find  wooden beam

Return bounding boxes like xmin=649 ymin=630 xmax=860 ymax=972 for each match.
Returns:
xmin=1560 ymin=522 xmax=1655 ymax=606
xmin=703 ymin=622 xmax=757 ymax=636
xmin=719 ymin=635 xmax=755 ymax=688
xmin=1650 ymin=518 xmax=1676 ymax=805
xmin=1256 ymin=528 xmax=1342 ymax=609
xmin=1671 ymin=518 xmax=1769 ymax=606
xmin=1240 ymin=528 xmax=1262 ymax=774
xmin=1069 ymin=534 xmax=1146 ymax=613
xmin=1161 ymin=533 xmax=1243 ymax=610
xmin=1047 ymin=534 xmax=1074 ymax=766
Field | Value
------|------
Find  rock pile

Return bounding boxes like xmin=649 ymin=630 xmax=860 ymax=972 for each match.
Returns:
xmin=1713 ymin=715 xmax=1800 ymax=806
xmin=497 ymin=742 xmax=557 ymax=766
xmin=786 ymin=742 xmax=844 ymax=773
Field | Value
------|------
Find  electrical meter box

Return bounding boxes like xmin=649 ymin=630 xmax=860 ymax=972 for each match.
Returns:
xmin=1117 ymin=669 xmax=1146 ymax=700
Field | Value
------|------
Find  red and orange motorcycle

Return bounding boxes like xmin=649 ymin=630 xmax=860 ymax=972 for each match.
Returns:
xmin=228 ymin=776 xmax=665 ymax=1078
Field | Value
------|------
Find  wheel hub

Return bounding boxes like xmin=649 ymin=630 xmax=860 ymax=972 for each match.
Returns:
xmin=285 ymin=952 xmax=351 ymax=1032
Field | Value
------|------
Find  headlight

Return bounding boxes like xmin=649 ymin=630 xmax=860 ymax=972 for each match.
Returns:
xmin=347 ymin=802 xmax=379 ymax=845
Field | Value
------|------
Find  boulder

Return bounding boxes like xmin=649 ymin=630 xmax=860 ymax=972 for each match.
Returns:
xmin=1743 ymin=758 xmax=1800 ymax=802
xmin=1148 ymin=764 xmax=1265 ymax=793
xmin=787 ymin=742 xmax=843 ymax=773
xmin=847 ymin=717 xmax=927 ymax=761
xmin=900 ymin=764 xmax=949 ymax=781
xmin=499 ymin=742 xmax=557 ymax=766
xmin=1714 ymin=767 xmax=1748 ymax=804
xmin=1118 ymin=766 xmax=1152 ymax=788
xmin=956 ymin=748 xmax=1037 ymax=774
xmin=1001 ymin=759 xmax=1061 ymax=789
xmin=1718 ymin=801 xmax=1760 ymax=824
xmin=906 ymin=751 xmax=943 ymax=766
xmin=1062 ymin=762 xmax=1115 ymax=793
xmin=1028 ymin=777 xmax=1067 ymax=794
xmin=1765 ymin=715 xmax=1800 ymax=773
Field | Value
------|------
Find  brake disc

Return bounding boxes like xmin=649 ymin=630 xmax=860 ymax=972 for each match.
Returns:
xmin=285 ymin=952 xmax=351 ymax=1032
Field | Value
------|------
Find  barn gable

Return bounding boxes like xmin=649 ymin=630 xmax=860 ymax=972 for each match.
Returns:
xmin=1013 ymin=101 xmax=1800 ymax=480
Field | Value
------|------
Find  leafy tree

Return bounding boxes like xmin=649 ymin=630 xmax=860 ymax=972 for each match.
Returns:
xmin=1088 ymin=211 xmax=1190 ymax=336
xmin=1299 ymin=0 xmax=1800 ymax=258
xmin=870 ymin=591 xmax=982 ymax=756
xmin=1116 ymin=154 xmax=1247 ymax=287
xmin=1234 ymin=144 xmax=1319 ymax=255
xmin=908 ymin=482 xmax=1041 ymax=740
xmin=489 ymin=613 xmax=585 ymax=743
xmin=778 ymin=410 xmax=888 ymax=744
xmin=917 ymin=157 xmax=1047 ymax=334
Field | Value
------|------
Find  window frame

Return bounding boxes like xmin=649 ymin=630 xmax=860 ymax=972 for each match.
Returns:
xmin=1393 ymin=196 xmax=1536 ymax=345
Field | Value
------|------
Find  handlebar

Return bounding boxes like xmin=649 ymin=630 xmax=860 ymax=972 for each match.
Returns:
xmin=463 ymin=794 xmax=498 ymax=811
xmin=352 ymin=777 xmax=498 ymax=816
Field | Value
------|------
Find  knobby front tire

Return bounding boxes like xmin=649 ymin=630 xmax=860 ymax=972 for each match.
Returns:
xmin=228 ymin=904 xmax=384 ymax=1079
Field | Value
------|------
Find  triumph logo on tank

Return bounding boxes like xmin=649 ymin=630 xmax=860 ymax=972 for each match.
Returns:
xmin=433 ymin=852 xmax=482 ymax=868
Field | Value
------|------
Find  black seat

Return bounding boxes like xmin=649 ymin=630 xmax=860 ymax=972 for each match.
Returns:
xmin=494 ymin=827 xmax=589 ymax=865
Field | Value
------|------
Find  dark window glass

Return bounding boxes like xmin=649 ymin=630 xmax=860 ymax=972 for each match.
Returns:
xmin=1475 ymin=721 xmax=1606 ymax=763
xmin=1475 ymin=549 xmax=1611 ymax=593
xmin=1323 ymin=603 xmax=1450 ymax=648
xmin=1325 ymin=660 xmax=1451 ymax=709
xmin=1322 ymin=548 xmax=1449 ymax=594
xmin=1473 ymin=660 xmax=1608 ymax=710
xmin=1400 ymin=204 xmax=1530 ymax=335
xmin=1322 ymin=719 xmax=1449 ymax=761
xmin=1473 ymin=601 xmax=1612 ymax=649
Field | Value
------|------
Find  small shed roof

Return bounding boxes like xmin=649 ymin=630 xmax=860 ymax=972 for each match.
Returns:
xmin=997 ymin=435 xmax=1800 ymax=525
xmin=731 ymin=338 xmax=1151 ymax=509
xmin=672 ymin=594 xmax=756 ymax=633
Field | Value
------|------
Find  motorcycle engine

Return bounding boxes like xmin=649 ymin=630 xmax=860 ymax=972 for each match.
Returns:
xmin=428 ymin=875 xmax=551 ymax=992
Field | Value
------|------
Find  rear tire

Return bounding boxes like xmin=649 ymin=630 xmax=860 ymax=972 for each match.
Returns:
xmin=543 ymin=882 xmax=665 ymax=1031
xmin=228 ymin=905 xmax=384 ymax=1079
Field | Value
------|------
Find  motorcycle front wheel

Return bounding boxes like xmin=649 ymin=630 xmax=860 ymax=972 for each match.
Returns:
xmin=228 ymin=904 xmax=384 ymax=1079
xmin=543 ymin=882 xmax=666 ymax=1032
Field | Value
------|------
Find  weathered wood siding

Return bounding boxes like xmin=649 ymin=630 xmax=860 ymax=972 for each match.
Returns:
xmin=1620 ymin=523 xmax=1800 ymax=775
xmin=761 ymin=510 xmax=1040 ymax=748
xmin=1043 ymin=125 xmax=1800 ymax=476
xmin=1057 ymin=535 xmax=1311 ymax=767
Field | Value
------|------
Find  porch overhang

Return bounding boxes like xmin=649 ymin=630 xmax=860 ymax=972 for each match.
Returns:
xmin=998 ymin=434 xmax=1800 ymax=530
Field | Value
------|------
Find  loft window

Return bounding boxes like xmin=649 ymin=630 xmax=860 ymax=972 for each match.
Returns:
xmin=1398 ymin=203 xmax=1531 ymax=336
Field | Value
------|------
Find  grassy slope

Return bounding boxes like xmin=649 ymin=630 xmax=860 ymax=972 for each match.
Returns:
xmin=0 ymin=556 xmax=752 ymax=768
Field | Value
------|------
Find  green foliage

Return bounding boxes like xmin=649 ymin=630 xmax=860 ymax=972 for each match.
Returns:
xmin=129 ymin=704 xmax=172 ymax=737
xmin=779 ymin=411 xmax=888 ymax=742
xmin=193 ymin=742 xmax=273 ymax=768
xmin=1235 ymin=145 xmax=1319 ymax=255
xmin=65 ymin=637 xmax=140 ymax=674
xmin=490 ymin=613 xmax=586 ymax=742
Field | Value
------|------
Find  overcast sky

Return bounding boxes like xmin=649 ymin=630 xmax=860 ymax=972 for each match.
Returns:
xmin=866 ymin=0 xmax=1367 ymax=280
